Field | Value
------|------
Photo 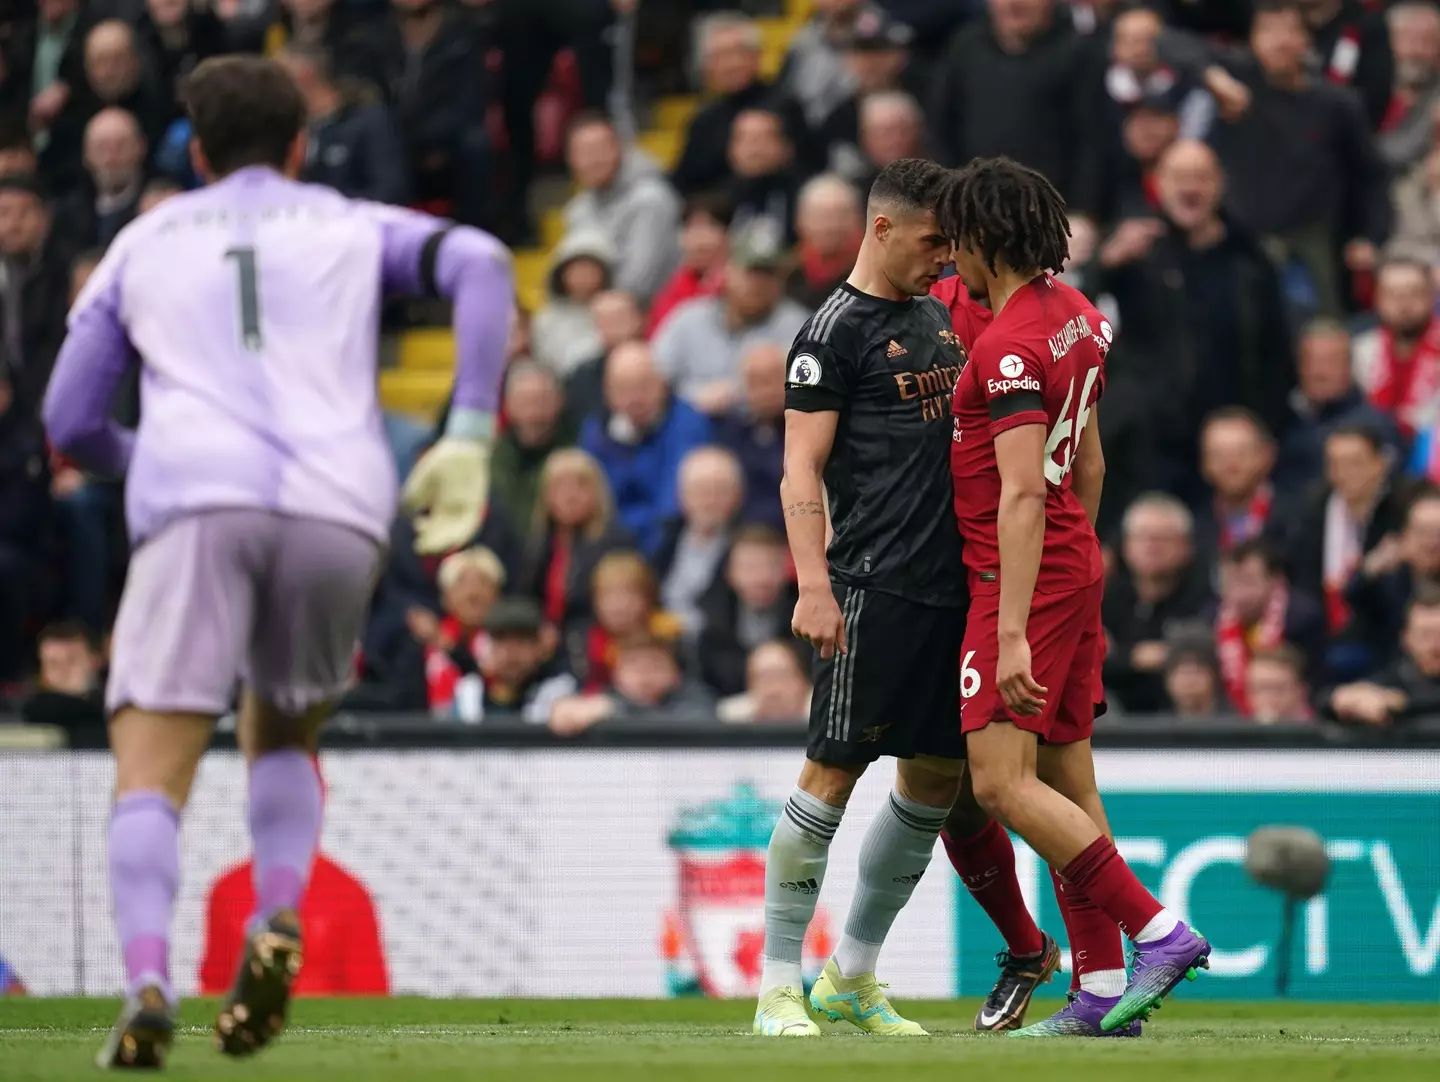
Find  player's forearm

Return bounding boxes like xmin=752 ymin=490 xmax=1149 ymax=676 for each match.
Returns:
xmin=434 ymin=228 xmax=513 ymax=440
xmin=996 ymin=487 xmax=1046 ymax=641
xmin=780 ymin=467 xmax=830 ymax=591
xmin=42 ymin=308 xmax=135 ymax=476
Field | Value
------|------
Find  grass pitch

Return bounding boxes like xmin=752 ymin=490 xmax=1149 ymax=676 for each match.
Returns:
xmin=2 ymin=997 xmax=1438 ymax=1082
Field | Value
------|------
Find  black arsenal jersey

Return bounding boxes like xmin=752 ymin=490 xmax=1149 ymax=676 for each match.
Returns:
xmin=784 ymin=282 xmax=968 ymax=607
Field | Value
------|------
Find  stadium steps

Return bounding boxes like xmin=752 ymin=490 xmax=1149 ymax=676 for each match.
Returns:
xmin=381 ymin=2 xmax=810 ymax=421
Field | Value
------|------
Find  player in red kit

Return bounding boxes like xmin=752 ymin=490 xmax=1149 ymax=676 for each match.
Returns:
xmin=930 ymin=270 xmax=1129 ymax=1033
xmin=938 ymin=158 xmax=1212 ymax=1035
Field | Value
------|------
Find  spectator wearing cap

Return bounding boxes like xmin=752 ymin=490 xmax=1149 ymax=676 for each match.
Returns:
xmin=1378 ymin=2 xmax=1440 ymax=173
xmin=672 ymin=13 xmax=804 ymax=198
xmin=561 ymin=112 xmax=682 ymax=307
xmin=813 ymin=7 xmax=919 ymax=185
xmin=531 ymin=229 xmax=615 ymax=377
xmin=0 ymin=175 xmax=72 ymax=418
xmin=777 ymin=0 xmax=868 ymax=131
xmin=697 ymin=525 xmax=797 ymax=697
xmin=491 ymin=363 xmax=576 ymax=537
xmin=652 ymin=221 xmax=810 ymax=417
xmin=0 ymin=370 xmax=52 ymax=683
xmin=1089 ymin=143 xmax=1294 ymax=502
xmin=1103 ymin=494 xmax=1213 ymax=713
xmin=787 ymin=173 xmax=862 ymax=310
xmin=717 ymin=640 xmax=813 ymax=723
xmin=275 ymin=42 xmax=411 ymax=206
xmin=1275 ymin=319 xmax=1400 ymax=494
xmin=929 ymin=0 xmax=1102 ymax=213
xmin=1345 ymin=488 xmax=1440 ymax=664
xmin=1157 ymin=2 xmax=1391 ymax=317
xmin=1162 ymin=630 xmax=1228 ymax=716
xmin=581 ymin=342 xmax=712 ymax=560
xmin=726 ymin=104 xmax=804 ymax=245
xmin=713 ymin=342 xmax=786 ymax=532
xmin=549 ymin=634 xmax=716 ymax=735
xmin=475 ymin=597 xmax=579 ymax=724
xmin=645 ymin=194 xmax=732 ymax=339
xmin=342 ymin=0 xmax=491 ymax=227
xmin=61 ymin=108 xmax=145 ymax=252
xmin=1323 ymin=591 xmax=1440 ymax=726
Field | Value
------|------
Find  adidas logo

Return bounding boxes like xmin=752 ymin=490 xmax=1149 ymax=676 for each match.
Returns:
xmin=780 ymin=878 xmax=821 ymax=895
xmin=892 ymin=871 xmax=925 ymax=886
xmin=887 ymin=339 xmax=907 ymax=357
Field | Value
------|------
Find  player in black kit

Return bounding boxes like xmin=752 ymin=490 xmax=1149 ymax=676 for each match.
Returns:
xmin=755 ymin=159 xmax=1005 ymax=1038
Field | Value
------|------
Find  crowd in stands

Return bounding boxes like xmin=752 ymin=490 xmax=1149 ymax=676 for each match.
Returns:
xmin=8 ymin=0 xmax=1440 ymax=736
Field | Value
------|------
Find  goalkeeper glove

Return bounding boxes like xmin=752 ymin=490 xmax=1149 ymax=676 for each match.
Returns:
xmin=402 ymin=413 xmax=494 ymax=555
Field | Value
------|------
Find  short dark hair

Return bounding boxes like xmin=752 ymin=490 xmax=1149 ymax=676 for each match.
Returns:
xmin=1224 ymin=537 xmax=1282 ymax=574
xmin=867 ymin=157 xmax=950 ymax=216
xmin=1407 ymin=583 xmax=1440 ymax=619
xmin=1203 ymin=405 xmax=1273 ymax=444
xmin=683 ymin=191 xmax=734 ymax=229
xmin=38 ymin=620 xmax=96 ymax=651
xmin=1326 ymin=422 xmax=1386 ymax=454
xmin=181 ymin=56 xmax=306 ymax=177
xmin=1252 ymin=0 xmax=1304 ymax=19
xmin=936 ymin=156 xmax=1070 ymax=275
xmin=0 ymin=172 xmax=47 ymax=202
xmin=1406 ymin=485 xmax=1440 ymax=525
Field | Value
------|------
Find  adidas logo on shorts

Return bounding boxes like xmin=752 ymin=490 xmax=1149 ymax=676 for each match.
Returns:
xmin=780 ymin=878 xmax=821 ymax=895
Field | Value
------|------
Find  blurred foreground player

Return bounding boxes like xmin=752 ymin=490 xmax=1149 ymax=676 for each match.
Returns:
xmin=755 ymin=159 xmax=1058 ymax=1039
xmin=42 ymin=56 xmax=512 ymax=1068
xmin=939 ymin=158 xmax=1210 ymax=1036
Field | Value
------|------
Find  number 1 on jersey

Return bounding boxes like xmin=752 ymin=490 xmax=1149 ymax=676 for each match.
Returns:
xmin=1043 ymin=365 xmax=1100 ymax=485
xmin=224 ymin=246 xmax=263 ymax=352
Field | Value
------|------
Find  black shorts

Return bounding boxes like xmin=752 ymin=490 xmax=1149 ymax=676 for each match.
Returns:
xmin=806 ymin=582 xmax=966 ymax=766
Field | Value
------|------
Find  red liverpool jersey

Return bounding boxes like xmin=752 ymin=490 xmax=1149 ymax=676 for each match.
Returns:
xmin=929 ymin=275 xmax=993 ymax=349
xmin=950 ymin=275 xmax=1109 ymax=596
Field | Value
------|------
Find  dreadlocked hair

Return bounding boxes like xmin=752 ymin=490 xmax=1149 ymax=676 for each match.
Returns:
xmin=937 ymin=157 xmax=1071 ymax=276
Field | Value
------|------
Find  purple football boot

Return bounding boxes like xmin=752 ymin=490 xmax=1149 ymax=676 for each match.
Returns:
xmin=1009 ymin=991 xmax=1143 ymax=1038
xmin=1101 ymin=923 xmax=1211 ymax=1031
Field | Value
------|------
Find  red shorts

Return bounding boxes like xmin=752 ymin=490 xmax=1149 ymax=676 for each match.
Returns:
xmin=960 ymin=578 xmax=1104 ymax=744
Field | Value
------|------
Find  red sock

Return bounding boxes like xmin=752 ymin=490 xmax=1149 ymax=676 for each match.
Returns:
xmin=1050 ymin=868 xmax=1125 ymax=994
xmin=1059 ymin=837 xmax=1163 ymax=941
xmin=942 ymin=819 xmax=1045 ymax=957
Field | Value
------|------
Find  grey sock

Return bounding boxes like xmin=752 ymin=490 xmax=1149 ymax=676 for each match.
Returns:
xmin=841 ymin=791 xmax=949 ymax=950
xmin=762 ymin=788 xmax=846 ymax=966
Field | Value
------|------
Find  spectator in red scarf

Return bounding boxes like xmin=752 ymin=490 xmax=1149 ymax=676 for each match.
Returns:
xmin=1345 ymin=486 xmax=1440 ymax=663
xmin=1278 ymin=425 xmax=1409 ymax=668
xmin=1297 ymin=0 xmax=1394 ymax=131
xmin=515 ymin=447 xmax=634 ymax=638
xmin=1194 ymin=408 xmax=1283 ymax=569
xmin=785 ymin=173 xmax=862 ymax=309
xmin=403 ymin=546 xmax=506 ymax=720
xmin=1353 ymin=256 xmax=1440 ymax=441
xmin=1211 ymin=540 xmax=1326 ymax=714
xmin=1245 ymin=644 xmax=1315 ymax=723
xmin=575 ymin=550 xmax=682 ymax=691
xmin=645 ymin=194 xmax=732 ymax=339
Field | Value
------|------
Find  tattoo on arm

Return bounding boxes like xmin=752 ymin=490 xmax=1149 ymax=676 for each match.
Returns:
xmin=785 ymin=500 xmax=825 ymax=518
